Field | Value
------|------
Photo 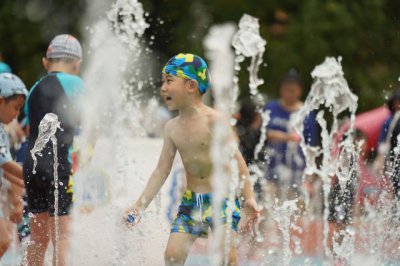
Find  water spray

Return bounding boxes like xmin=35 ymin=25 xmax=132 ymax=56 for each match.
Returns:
xmin=30 ymin=113 xmax=63 ymax=266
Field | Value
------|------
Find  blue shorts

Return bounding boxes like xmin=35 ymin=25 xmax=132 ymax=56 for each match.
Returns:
xmin=171 ymin=190 xmax=241 ymax=238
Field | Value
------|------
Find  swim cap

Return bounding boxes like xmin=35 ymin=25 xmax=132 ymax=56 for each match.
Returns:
xmin=46 ymin=34 xmax=83 ymax=60
xmin=162 ymin=53 xmax=210 ymax=94
xmin=0 ymin=73 xmax=28 ymax=98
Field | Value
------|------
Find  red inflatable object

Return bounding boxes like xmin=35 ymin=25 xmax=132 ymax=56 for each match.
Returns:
xmin=336 ymin=106 xmax=390 ymax=152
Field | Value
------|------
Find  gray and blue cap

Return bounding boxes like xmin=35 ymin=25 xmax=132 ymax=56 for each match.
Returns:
xmin=46 ymin=34 xmax=83 ymax=60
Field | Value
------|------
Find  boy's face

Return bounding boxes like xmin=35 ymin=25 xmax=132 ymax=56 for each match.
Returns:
xmin=161 ymin=74 xmax=194 ymax=110
xmin=0 ymin=95 xmax=25 ymax=124
xmin=280 ymin=82 xmax=302 ymax=104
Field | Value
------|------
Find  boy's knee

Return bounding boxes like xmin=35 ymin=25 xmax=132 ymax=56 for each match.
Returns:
xmin=164 ymin=248 xmax=184 ymax=265
xmin=227 ymin=252 xmax=238 ymax=266
xmin=222 ymin=248 xmax=238 ymax=266
xmin=0 ymin=236 xmax=12 ymax=253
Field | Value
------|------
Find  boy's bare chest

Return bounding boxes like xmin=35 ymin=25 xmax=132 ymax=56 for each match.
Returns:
xmin=171 ymin=122 xmax=212 ymax=151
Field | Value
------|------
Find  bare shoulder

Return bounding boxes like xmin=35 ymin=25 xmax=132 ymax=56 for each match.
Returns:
xmin=164 ymin=117 xmax=178 ymax=135
xmin=203 ymin=106 xmax=229 ymax=125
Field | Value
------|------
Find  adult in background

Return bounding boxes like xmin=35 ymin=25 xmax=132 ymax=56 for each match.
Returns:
xmin=262 ymin=69 xmax=318 ymax=203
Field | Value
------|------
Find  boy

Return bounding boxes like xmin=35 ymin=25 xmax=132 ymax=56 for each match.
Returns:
xmin=262 ymin=70 xmax=318 ymax=202
xmin=23 ymin=34 xmax=84 ymax=266
xmin=0 ymin=73 xmax=28 ymax=257
xmin=125 ymin=53 xmax=260 ymax=266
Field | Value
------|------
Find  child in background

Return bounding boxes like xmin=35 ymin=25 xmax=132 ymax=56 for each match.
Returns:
xmin=262 ymin=70 xmax=318 ymax=202
xmin=0 ymin=73 xmax=28 ymax=258
xmin=125 ymin=53 xmax=260 ymax=266
xmin=23 ymin=34 xmax=84 ymax=266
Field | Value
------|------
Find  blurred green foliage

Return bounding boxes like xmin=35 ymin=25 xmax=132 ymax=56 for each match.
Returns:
xmin=0 ymin=0 xmax=86 ymax=86
xmin=142 ymin=0 xmax=400 ymax=111
xmin=1 ymin=0 xmax=399 ymax=112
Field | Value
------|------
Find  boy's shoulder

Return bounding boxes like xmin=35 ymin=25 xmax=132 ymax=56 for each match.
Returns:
xmin=204 ymin=106 xmax=228 ymax=123
xmin=55 ymin=73 xmax=84 ymax=88
xmin=164 ymin=117 xmax=179 ymax=133
xmin=165 ymin=116 xmax=177 ymax=126
xmin=53 ymin=72 xmax=85 ymax=98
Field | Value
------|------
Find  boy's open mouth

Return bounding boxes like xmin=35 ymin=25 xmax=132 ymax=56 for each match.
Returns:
xmin=165 ymin=96 xmax=172 ymax=101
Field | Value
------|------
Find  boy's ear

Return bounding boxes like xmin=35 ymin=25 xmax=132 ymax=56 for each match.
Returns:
xmin=72 ymin=60 xmax=82 ymax=75
xmin=42 ymin=57 xmax=49 ymax=71
xmin=187 ymin=80 xmax=199 ymax=94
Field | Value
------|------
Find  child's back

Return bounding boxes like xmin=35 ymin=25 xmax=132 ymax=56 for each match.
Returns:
xmin=22 ymin=34 xmax=84 ymax=266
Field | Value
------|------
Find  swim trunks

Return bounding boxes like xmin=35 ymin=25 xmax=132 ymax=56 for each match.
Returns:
xmin=171 ymin=190 xmax=241 ymax=238
xmin=24 ymin=169 xmax=73 ymax=216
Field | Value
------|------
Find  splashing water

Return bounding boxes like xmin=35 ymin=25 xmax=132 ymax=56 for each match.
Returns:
xmin=30 ymin=113 xmax=63 ymax=266
xmin=69 ymin=1 xmax=165 ymax=265
xmin=203 ymin=23 xmax=236 ymax=99
xmin=272 ymin=199 xmax=299 ymax=266
xmin=107 ymin=0 xmax=149 ymax=51
xmin=203 ymin=23 xmax=239 ymax=265
xmin=332 ymin=227 xmax=355 ymax=264
xmin=231 ymin=14 xmax=266 ymax=111
xmin=230 ymin=14 xmax=269 ymax=258
xmin=293 ymin=57 xmax=358 ymax=259
xmin=31 ymin=113 xmax=63 ymax=175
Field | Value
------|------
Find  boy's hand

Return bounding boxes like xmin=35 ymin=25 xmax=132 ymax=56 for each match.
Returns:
xmin=288 ymin=133 xmax=301 ymax=143
xmin=242 ymin=198 xmax=260 ymax=231
xmin=9 ymin=204 xmax=23 ymax=224
xmin=123 ymin=205 xmax=142 ymax=228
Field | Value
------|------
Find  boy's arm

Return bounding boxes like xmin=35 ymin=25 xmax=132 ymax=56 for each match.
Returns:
xmin=3 ymin=171 xmax=24 ymax=188
xmin=1 ymin=161 xmax=24 ymax=180
xmin=267 ymin=130 xmax=300 ymax=143
xmin=235 ymin=150 xmax=256 ymax=201
xmin=8 ymin=183 xmax=24 ymax=224
xmin=2 ymin=161 xmax=23 ymax=180
xmin=133 ymin=123 xmax=177 ymax=211
xmin=235 ymin=149 xmax=260 ymax=227
xmin=227 ymin=119 xmax=260 ymax=218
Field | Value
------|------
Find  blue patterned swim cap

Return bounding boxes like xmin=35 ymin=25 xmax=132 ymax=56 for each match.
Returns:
xmin=162 ymin=53 xmax=210 ymax=94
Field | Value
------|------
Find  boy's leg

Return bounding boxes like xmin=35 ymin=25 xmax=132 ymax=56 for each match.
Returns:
xmin=0 ymin=218 xmax=12 ymax=258
xmin=48 ymin=173 xmax=73 ymax=266
xmin=27 ymin=212 xmax=50 ymax=265
xmin=164 ymin=232 xmax=197 ymax=266
xmin=218 ymin=228 xmax=238 ymax=266
xmin=49 ymin=215 xmax=71 ymax=266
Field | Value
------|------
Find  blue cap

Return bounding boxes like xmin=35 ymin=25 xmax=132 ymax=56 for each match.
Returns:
xmin=0 ymin=73 xmax=28 ymax=98
xmin=162 ymin=53 xmax=210 ymax=95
